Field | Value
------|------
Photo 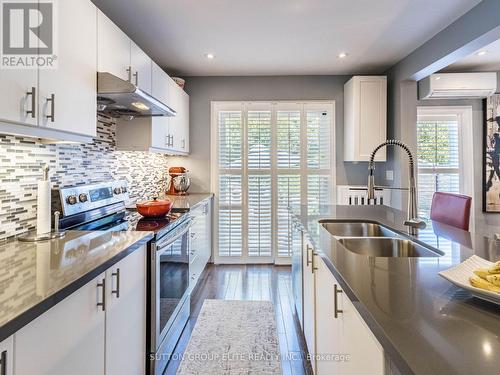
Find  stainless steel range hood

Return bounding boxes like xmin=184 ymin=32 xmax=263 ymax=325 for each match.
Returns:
xmin=97 ymin=72 xmax=176 ymax=119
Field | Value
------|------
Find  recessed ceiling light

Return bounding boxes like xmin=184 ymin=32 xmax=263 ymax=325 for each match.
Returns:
xmin=477 ymin=50 xmax=488 ymax=56
xmin=204 ymin=53 xmax=215 ymax=60
xmin=338 ymin=52 xmax=348 ymax=59
xmin=435 ymin=76 xmax=441 ymax=80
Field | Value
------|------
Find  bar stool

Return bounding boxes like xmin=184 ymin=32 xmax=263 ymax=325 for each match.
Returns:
xmin=429 ymin=192 xmax=472 ymax=231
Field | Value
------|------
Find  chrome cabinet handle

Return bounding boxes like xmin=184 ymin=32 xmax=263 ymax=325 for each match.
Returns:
xmin=0 ymin=350 xmax=7 ymax=375
xmin=181 ymin=138 xmax=186 ymax=149
xmin=97 ymin=278 xmax=106 ymax=311
xmin=312 ymin=251 xmax=318 ymax=272
xmin=334 ymin=284 xmax=343 ymax=318
xmin=26 ymin=87 xmax=36 ymax=118
xmin=126 ymin=66 xmax=132 ymax=82
xmin=46 ymin=94 xmax=55 ymax=122
xmin=306 ymin=246 xmax=312 ymax=267
xmin=170 ymin=134 xmax=174 ymax=147
xmin=111 ymin=268 xmax=120 ymax=298
xmin=133 ymin=71 xmax=138 ymax=86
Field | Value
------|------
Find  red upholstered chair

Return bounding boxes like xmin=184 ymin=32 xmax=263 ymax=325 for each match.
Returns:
xmin=429 ymin=192 xmax=472 ymax=231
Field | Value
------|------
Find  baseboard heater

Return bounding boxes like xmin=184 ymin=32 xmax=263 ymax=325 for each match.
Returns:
xmin=337 ymin=185 xmax=392 ymax=207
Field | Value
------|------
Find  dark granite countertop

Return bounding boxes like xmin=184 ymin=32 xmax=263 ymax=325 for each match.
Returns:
xmin=0 ymin=230 xmax=152 ymax=342
xmin=167 ymin=193 xmax=214 ymax=213
xmin=290 ymin=204 xmax=500 ymax=375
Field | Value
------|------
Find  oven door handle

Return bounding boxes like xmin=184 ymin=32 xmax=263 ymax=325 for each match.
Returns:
xmin=154 ymin=219 xmax=193 ymax=250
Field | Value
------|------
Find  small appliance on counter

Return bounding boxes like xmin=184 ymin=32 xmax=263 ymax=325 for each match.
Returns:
xmin=167 ymin=167 xmax=191 ymax=195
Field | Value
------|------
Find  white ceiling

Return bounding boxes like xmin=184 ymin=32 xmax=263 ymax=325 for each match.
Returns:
xmin=92 ymin=0 xmax=481 ymax=76
xmin=444 ymin=38 xmax=500 ymax=72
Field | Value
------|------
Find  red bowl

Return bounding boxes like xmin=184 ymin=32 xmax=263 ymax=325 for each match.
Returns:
xmin=136 ymin=198 xmax=172 ymax=218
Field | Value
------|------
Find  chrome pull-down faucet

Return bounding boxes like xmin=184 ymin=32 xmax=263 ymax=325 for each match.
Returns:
xmin=367 ymin=139 xmax=426 ymax=235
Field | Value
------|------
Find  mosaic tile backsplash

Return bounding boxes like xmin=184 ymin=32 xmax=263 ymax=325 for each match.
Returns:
xmin=0 ymin=116 xmax=171 ymax=240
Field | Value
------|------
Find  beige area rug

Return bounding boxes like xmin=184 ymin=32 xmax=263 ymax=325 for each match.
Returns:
xmin=177 ymin=299 xmax=282 ymax=375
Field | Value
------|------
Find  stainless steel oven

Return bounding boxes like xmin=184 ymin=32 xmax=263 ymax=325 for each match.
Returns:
xmin=150 ymin=217 xmax=192 ymax=374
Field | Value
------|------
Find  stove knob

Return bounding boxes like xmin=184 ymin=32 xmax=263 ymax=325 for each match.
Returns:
xmin=79 ymin=193 xmax=88 ymax=203
xmin=66 ymin=195 xmax=78 ymax=205
xmin=121 ymin=186 xmax=127 ymax=193
xmin=114 ymin=187 xmax=122 ymax=195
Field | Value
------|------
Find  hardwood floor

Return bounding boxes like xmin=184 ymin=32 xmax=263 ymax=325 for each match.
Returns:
xmin=164 ymin=264 xmax=312 ymax=375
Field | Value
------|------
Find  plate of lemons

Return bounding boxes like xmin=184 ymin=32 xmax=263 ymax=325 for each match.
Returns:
xmin=439 ymin=255 xmax=500 ymax=305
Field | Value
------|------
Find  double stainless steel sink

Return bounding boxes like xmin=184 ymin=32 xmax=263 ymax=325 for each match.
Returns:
xmin=320 ymin=220 xmax=443 ymax=258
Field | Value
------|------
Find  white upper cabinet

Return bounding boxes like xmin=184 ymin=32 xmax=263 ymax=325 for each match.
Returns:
xmin=168 ymin=79 xmax=190 ymax=154
xmin=38 ymin=0 xmax=97 ymax=137
xmin=344 ymin=76 xmax=387 ymax=162
xmin=0 ymin=67 xmax=38 ymax=126
xmin=152 ymin=62 xmax=170 ymax=103
xmin=97 ymin=10 xmax=131 ymax=82
xmin=131 ymin=42 xmax=152 ymax=94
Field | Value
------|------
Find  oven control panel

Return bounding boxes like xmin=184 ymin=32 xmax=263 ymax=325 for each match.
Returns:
xmin=56 ymin=181 xmax=130 ymax=217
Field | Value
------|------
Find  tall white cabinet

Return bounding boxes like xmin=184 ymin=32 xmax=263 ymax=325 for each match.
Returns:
xmin=344 ymin=76 xmax=387 ymax=162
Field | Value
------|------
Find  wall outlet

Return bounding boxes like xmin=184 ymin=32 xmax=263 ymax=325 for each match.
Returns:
xmin=386 ymin=170 xmax=394 ymax=181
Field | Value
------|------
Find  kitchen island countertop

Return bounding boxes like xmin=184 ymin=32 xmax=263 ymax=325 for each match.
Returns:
xmin=0 ymin=230 xmax=152 ymax=342
xmin=290 ymin=204 xmax=500 ymax=375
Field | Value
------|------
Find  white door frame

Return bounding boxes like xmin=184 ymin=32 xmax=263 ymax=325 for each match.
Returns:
xmin=211 ymin=100 xmax=336 ymax=264
xmin=416 ymin=105 xmax=475 ymax=230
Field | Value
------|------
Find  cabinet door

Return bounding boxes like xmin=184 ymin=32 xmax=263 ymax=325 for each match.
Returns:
xmin=105 ymin=245 xmax=146 ymax=375
xmin=340 ymin=285 xmax=385 ymax=374
xmin=97 ymin=10 xmax=131 ymax=82
xmin=302 ymin=239 xmax=316 ymax=373
xmin=315 ymin=258 xmax=342 ymax=375
xmin=131 ymin=42 xmax=152 ymax=94
xmin=15 ymin=273 xmax=106 ymax=375
xmin=0 ymin=336 xmax=14 ymax=375
xmin=356 ymin=77 xmax=387 ymax=161
xmin=168 ymin=79 xmax=190 ymax=153
xmin=38 ymin=0 xmax=97 ymax=136
xmin=151 ymin=62 xmax=170 ymax=103
xmin=151 ymin=117 xmax=170 ymax=150
xmin=0 ymin=69 xmax=38 ymax=126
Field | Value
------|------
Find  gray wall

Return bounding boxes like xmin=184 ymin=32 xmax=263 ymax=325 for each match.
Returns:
xmin=172 ymin=76 xmax=385 ymax=194
xmin=384 ymin=0 xmax=500 ymax=233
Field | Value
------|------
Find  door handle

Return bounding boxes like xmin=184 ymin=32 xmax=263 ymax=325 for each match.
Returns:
xmin=181 ymin=138 xmax=186 ymax=149
xmin=46 ymin=94 xmax=55 ymax=122
xmin=306 ymin=246 xmax=312 ymax=267
xmin=334 ymin=284 xmax=343 ymax=318
xmin=97 ymin=278 xmax=106 ymax=311
xmin=26 ymin=87 xmax=36 ymax=118
xmin=111 ymin=268 xmax=120 ymax=298
xmin=133 ymin=71 xmax=138 ymax=86
xmin=0 ymin=350 xmax=7 ymax=375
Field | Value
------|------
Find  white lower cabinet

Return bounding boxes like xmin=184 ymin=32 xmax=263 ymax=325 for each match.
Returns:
xmin=105 ymin=246 xmax=146 ymax=375
xmin=315 ymin=257 xmax=385 ymax=375
xmin=14 ymin=273 xmax=106 ymax=375
xmin=0 ymin=336 xmax=14 ymax=375
xmin=302 ymin=238 xmax=316 ymax=373
xmin=13 ymin=245 xmax=147 ymax=375
xmin=189 ymin=200 xmax=212 ymax=289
